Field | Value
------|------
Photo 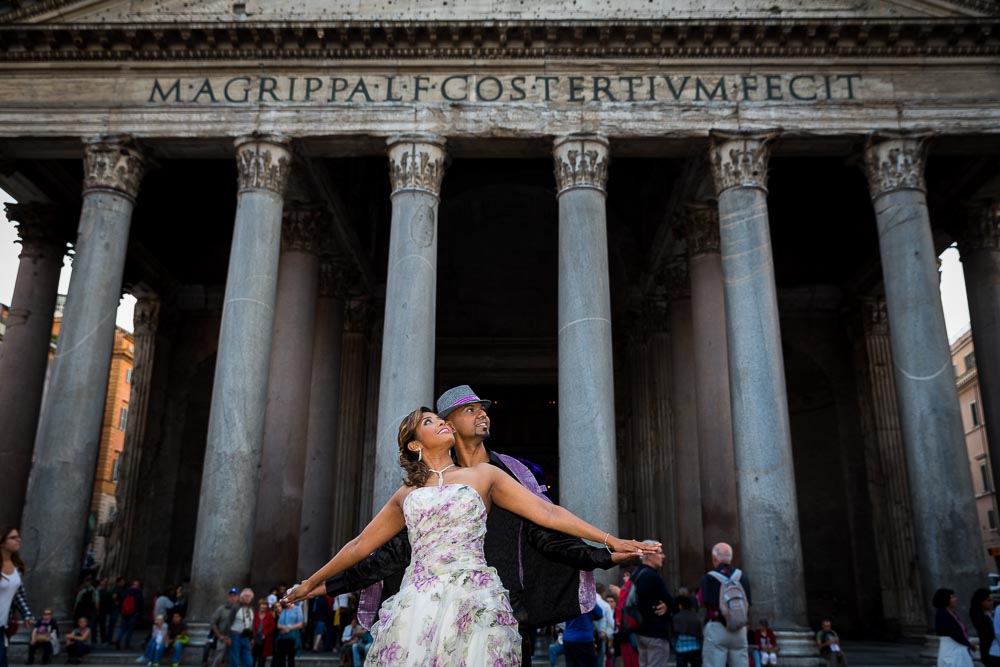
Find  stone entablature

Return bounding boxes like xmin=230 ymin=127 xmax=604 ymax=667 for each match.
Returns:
xmin=0 ymin=19 xmax=996 ymax=60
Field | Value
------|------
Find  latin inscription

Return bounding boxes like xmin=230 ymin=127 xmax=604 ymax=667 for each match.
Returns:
xmin=148 ymin=73 xmax=863 ymax=105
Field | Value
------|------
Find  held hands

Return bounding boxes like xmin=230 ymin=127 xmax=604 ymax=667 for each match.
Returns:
xmin=607 ymin=536 xmax=660 ymax=557
xmin=279 ymin=580 xmax=314 ymax=608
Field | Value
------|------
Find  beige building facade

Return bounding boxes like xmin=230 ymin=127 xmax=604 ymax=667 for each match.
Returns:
xmin=0 ymin=0 xmax=998 ymax=662
xmin=953 ymin=328 xmax=1000 ymax=573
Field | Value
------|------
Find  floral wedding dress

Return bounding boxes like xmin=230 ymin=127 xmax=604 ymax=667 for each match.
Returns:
xmin=366 ymin=483 xmax=521 ymax=666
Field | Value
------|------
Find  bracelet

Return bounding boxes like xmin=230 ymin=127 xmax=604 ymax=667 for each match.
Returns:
xmin=603 ymin=532 xmax=613 ymax=554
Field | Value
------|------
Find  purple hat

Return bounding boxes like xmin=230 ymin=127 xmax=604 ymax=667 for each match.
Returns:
xmin=436 ymin=385 xmax=491 ymax=419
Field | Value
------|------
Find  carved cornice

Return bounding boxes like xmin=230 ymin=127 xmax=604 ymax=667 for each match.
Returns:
xmin=235 ymin=134 xmax=291 ymax=194
xmin=318 ymin=255 xmax=356 ymax=299
xmin=660 ymin=257 xmax=690 ymax=302
xmin=708 ymin=131 xmax=776 ymax=195
xmin=858 ymin=295 xmax=890 ymax=336
xmin=280 ymin=206 xmax=323 ymax=254
xmin=863 ymin=134 xmax=928 ymax=198
xmin=683 ymin=202 xmax=720 ymax=256
xmin=959 ymin=200 xmax=1000 ymax=252
xmin=83 ymin=135 xmax=144 ymax=201
xmin=0 ymin=20 xmax=997 ymax=60
xmin=4 ymin=202 xmax=70 ymax=260
xmin=387 ymin=134 xmax=447 ymax=196
xmin=553 ymin=134 xmax=610 ymax=195
xmin=133 ymin=295 xmax=161 ymax=338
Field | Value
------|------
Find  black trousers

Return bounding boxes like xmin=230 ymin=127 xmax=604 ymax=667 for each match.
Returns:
xmin=27 ymin=642 xmax=53 ymax=665
xmin=564 ymin=640 xmax=597 ymax=667
xmin=272 ymin=637 xmax=296 ymax=667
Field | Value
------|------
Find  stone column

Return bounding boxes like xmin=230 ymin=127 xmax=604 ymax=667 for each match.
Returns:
xmin=0 ymin=203 xmax=68 ymax=527
xmin=863 ymin=135 xmax=985 ymax=613
xmin=297 ymin=257 xmax=349 ymax=579
xmin=372 ymin=135 xmax=446 ymax=509
xmin=851 ymin=296 xmax=926 ymax=634
xmin=189 ymin=135 xmax=290 ymax=620
xmin=253 ymin=204 xmax=323 ymax=589
xmin=662 ymin=262 xmax=706 ymax=590
xmin=359 ymin=313 xmax=384 ymax=523
xmin=960 ymin=202 xmax=1000 ymax=528
xmin=708 ymin=132 xmax=808 ymax=629
xmin=103 ymin=293 xmax=161 ymax=581
xmin=554 ymin=133 xmax=619 ymax=556
xmin=331 ymin=300 xmax=371 ymax=550
xmin=623 ymin=312 xmax=656 ymax=541
xmin=684 ymin=202 xmax=740 ymax=556
xmin=20 ymin=136 xmax=144 ymax=616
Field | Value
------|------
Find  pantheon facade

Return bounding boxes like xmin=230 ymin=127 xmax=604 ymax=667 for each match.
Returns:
xmin=0 ymin=0 xmax=998 ymax=661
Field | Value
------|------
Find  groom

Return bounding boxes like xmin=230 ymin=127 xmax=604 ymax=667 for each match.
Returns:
xmin=315 ymin=385 xmax=636 ymax=664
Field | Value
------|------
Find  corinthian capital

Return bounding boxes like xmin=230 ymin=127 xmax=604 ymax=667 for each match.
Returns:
xmin=83 ymin=135 xmax=144 ymax=201
xmin=387 ymin=134 xmax=447 ymax=196
xmin=857 ymin=296 xmax=889 ymax=336
xmin=319 ymin=256 xmax=356 ymax=299
xmin=553 ymin=134 xmax=610 ymax=195
xmin=959 ymin=200 xmax=1000 ymax=253
xmin=660 ymin=257 xmax=690 ymax=302
xmin=133 ymin=296 xmax=161 ymax=338
xmin=863 ymin=134 xmax=928 ymax=199
xmin=708 ymin=132 xmax=776 ymax=196
xmin=4 ymin=203 xmax=70 ymax=260
xmin=235 ymin=134 xmax=292 ymax=194
xmin=683 ymin=202 xmax=720 ymax=256
xmin=280 ymin=206 xmax=324 ymax=254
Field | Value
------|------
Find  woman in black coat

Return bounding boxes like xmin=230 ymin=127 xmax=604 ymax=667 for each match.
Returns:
xmin=970 ymin=588 xmax=999 ymax=666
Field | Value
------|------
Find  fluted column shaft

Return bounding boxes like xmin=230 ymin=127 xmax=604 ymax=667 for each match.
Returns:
xmin=253 ymin=206 xmax=323 ymax=589
xmin=685 ymin=203 xmax=740 ymax=556
xmin=0 ymin=204 xmax=68 ymax=527
xmin=960 ymin=202 xmax=1000 ymax=538
xmin=372 ymin=135 xmax=446 ymax=508
xmin=709 ymin=132 xmax=807 ymax=628
xmin=297 ymin=259 xmax=349 ymax=579
xmin=103 ymin=294 xmax=160 ymax=581
xmin=863 ymin=135 xmax=984 ymax=614
xmin=331 ymin=302 xmax=371 ymax=549
xmin=663 ymin=264 xmax=706 ymax=590
xmin=21 ymin=136 xmax=144 ymax=617
xmin=190 ymin=135 xmax=291 ymax=620
xmin=360 ymin=314 xmax=384 ymax=524
xmin=554 ymin=133 xmax=618 ymax=564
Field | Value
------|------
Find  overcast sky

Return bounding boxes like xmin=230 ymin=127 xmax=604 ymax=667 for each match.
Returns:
xmin=0 ymin=189 xmax=974 ymax=342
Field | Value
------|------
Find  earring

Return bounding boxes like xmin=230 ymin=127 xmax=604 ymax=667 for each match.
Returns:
xmin=417 ymin=448 xmax=422 ymax=462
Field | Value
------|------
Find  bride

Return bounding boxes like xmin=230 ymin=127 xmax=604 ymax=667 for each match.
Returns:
xmin=283 ymin=407 xmax=659 ymax=665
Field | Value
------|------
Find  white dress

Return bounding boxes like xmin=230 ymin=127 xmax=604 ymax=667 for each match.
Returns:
xmin=366 ymin=484 xmax=521 ymax=666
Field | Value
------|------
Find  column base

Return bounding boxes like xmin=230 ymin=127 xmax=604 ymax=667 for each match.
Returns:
xmin=774 ymin=629 xmax=823 ymax=667
xmin=919 ymin=635 xmax=939 ymax=664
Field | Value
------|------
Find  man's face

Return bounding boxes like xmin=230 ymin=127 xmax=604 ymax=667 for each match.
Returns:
xmin=240 ymin=591 xmax=253 ymax=606
xmin=645 ymin=552 xmax=665 ymax=570
xmin=447 ymin=402 xmax=490 ymax=440
xmin=822 ymin=621 xmax=832 ymax=631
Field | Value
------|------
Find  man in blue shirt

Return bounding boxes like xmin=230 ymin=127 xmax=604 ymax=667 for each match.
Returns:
xmin=562 ymin=603 xmax=603 ymax=667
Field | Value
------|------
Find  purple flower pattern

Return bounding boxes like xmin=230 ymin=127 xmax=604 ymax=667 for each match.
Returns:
xmin=367 ymin=484 xmax=520 ymax=666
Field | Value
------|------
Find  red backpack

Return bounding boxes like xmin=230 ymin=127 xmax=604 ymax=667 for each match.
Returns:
xmin=121 ymin=592 xmax=136 ymax=616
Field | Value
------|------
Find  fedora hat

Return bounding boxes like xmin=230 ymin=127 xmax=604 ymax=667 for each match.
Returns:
xmin=436 ymin=385 xmax=492 ymax=419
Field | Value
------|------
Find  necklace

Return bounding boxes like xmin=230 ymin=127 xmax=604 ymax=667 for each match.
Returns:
xmin=426 ymin=463 xmax=457 ymax=486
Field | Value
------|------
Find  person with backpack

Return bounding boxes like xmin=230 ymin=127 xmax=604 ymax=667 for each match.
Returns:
xmin=116 ymin=580 xmax=144 ymax=651
xmin=698 ymin=543 xmax=752 ymax=667
xmin=626 ymin=544 xmax=675 ymax=666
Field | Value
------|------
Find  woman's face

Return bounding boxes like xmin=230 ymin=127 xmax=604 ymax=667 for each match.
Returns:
xmin=2 ymin=530 xmax=21 ymax=554
xmin=950 ymin=593 xmax=959 ymax=609
xmin=258 ymin=603 xmax=268 ymax=614
xmin=984 ymin=596 xmax=996 ymax=611
xmin=413 ymin=412 xmax=455 ymax=452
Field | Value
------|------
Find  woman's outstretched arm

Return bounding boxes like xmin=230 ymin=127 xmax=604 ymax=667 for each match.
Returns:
xmin=283 ymin=487 xmax=408 ymax=603
xmin=485 ymin=465 xmax=659 ymax=556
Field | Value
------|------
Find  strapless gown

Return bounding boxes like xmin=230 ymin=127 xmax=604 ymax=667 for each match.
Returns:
xmin=366 ymin=483 xmax=521 ymax=666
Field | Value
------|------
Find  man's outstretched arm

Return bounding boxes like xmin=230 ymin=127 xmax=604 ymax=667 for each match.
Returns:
xmin=313 ymin=530 xmax=412 ymax=597
xmin=521 ymin=521 xmax=628 ymax=570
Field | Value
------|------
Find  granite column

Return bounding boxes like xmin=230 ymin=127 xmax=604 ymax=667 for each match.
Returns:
xmin=103 ymin=292 xmax=161 ymax=581
xmin=298 ymin=258 xmax=349 ymax=579
xmin=554 ymin=133 xmax=618 ymax=558
xmin=331 ymin=300 xmax=371 ymax=549
xmin=863 ymin=135 xmax=985 ymax=613
xmin=709 ymin=132 xmax=808 ymax=630
xmin=684 ymin=202 xmax=740 ymax=556
xmin=0 ymin=204 xmax=68 ymax=527
xmin=20 ymin=136 xmax=144 ymax=616
xmin=372 ymin=136 xmax=446 ymax=508
xmin=960 ymin=202 xmax=1000 ymax=529
xmin=663 ymin=262 xmax=705 ymax=589
xmin=253 ymin=204 xmax=323 ymax=589
xmin=189 ymin=135 xmax=290 ymax=619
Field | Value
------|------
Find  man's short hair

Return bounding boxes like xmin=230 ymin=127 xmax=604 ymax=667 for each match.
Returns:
xmin=711 ymin=543 xmax=733 ymax=563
